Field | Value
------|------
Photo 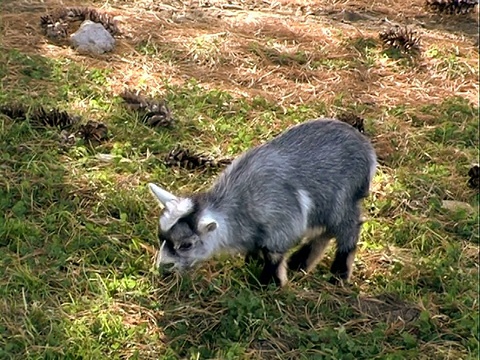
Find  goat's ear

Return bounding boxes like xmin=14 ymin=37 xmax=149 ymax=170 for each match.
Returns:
xmin=198 ymin=214 xmax=218 ymax=234
xmin=148 ymin=183 xmax=177 ymax=206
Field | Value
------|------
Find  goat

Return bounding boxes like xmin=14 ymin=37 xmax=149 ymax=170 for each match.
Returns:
xmin=149 ymin=119 xmax=377 ymax=287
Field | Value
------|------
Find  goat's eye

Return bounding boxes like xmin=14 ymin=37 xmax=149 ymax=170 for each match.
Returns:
xmin=178 ymin=242 xmax=192 ymax=250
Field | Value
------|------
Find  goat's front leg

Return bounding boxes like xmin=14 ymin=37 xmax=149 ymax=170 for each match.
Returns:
xmin=259 ymin=249 xmax=287 ymax=287
xmin=245 ymin=250 xmax=263 ymax=265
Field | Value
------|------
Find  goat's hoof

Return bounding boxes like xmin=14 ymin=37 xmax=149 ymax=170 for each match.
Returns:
xmin=328 ymin=274 xmax=349 ymax=286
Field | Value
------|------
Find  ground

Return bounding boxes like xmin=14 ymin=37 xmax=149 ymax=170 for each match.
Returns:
xmin=0 ymin=0 xmax=478 ymax=359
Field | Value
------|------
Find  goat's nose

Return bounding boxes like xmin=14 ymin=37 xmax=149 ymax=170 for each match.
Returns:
xmin=158 ymin=264 xmax=177 ymax=280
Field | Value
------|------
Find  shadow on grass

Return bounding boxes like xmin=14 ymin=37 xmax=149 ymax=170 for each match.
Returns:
xmin=0 ymin=48 xmax=166 ymax=358
xmin=154 ymin=266 xmax=425 ymax=359
xmin=0 ymin=119 xmax=80 ymax=357
xmin=320 ymin=6 xmax=479 ymax=42
xmin=415 ymin=13 xmax=479 ymax=41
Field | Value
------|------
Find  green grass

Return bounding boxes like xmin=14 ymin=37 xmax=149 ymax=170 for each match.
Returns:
xmin=1 ymin=6 xmax=479 ymax=360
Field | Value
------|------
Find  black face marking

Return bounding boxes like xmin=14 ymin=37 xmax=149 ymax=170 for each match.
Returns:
xmin=158 ymin=216 xmax=199 ymax=257
xmin=159 ymin=198 xmax=202 ymax=236
xmin=172 ymin=219 xmax=196 ymax=237
xmin=179 ymin=214 xmax=198 ymax=233
xmin=178 ymin=242 xmax=192 ymax=251
xmin=160 ymin=238 xmax=176 ymax=255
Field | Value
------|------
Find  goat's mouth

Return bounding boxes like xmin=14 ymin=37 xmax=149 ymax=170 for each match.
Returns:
xmin=154 ymin=250 xmax=198 ymax=275
xmin=154 ymin=251 xmax=176 ymax=273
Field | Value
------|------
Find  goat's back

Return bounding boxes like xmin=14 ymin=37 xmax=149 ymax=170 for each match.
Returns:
xmin=205 ymin=119 xmax=376 ymax=250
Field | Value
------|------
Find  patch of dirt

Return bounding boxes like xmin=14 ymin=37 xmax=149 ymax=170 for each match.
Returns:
xmin=1 ymin=0 xmax=477 ymax=109
xmin=350 ymin=293 xmax=422 ymax=324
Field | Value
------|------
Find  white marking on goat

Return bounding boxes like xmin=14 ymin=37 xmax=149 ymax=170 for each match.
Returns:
xmin=198 ymin=213 xmax=218 ymax=234
xmin=159 ymin=198 xmax=194 ymax=231
xmin=297 ymin=189 xmax=313 ymax=234
xmin=198 ymin=209 xmax=234 ymax=256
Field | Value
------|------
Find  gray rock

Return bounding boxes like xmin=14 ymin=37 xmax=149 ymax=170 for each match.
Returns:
xmin=70 ymin=20 xmax=115 ymax=55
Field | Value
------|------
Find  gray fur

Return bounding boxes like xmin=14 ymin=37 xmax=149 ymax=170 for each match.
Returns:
xmin=150 ymin=118 xmax=377 ymax=286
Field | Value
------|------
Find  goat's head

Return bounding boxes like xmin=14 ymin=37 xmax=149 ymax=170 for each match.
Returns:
xmin=148 ymin=183 xmax=219 ymax=271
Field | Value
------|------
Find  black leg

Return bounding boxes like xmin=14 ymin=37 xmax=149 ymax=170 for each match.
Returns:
xmin=259 ymin=249 xmax=287 ymax=287
xmin=245 ymin=251 xmax=262 ymax=265
xmin=287 ymin=242 xmax=313 ymax=271
xmin=328 ymin=207 xmax=363 ymax=284
xmin=288 ymin=233 xmax=332 ymax=273
xmin=329 ymin=247 xmax=357 ymax=284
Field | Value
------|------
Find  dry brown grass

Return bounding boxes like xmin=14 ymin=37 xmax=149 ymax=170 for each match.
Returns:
xmin=2 ymin=0 xmax=477 ymax=107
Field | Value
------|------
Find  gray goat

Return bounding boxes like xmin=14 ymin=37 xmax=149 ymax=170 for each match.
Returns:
xmin=149 ymin=119 xmax=377 ymax=287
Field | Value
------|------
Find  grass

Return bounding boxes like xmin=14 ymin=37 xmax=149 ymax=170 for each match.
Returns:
xmin=0 ymin=0 xmax=479 ymax=359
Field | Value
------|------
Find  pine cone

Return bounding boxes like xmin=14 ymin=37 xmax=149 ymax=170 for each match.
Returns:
xmin=1 ymin=104 xmax=78 ymax=130
xmin=120 ymin=90 xmax=150 ymax=110
xmin=40 ymin=8 xmax=75 ymax=38
xmin=40 ymin=6 xmax=119 ymax=38
xmin=82 ymin=8 xmax=120 ymax=35
xmin=59 ymin=130 xmax=77 ymax=149
xmin=120 ymin=90 xmax=175 ymax=128
xmin=78 ymin=120 xmax=108 ymax=143
xmin=41 ymin=18 xmax=69 ymax=39
xmin=379 ymin=26 xmax=421 ymax=53
xmin=0 ymin=104 xmax=28 ymax=120
xmin=426 ymin=0 xmax=478 ymax=14
xmin=164 ymin=146 xmax=231 ymax=170
xmin=31 ymin=108 xmax=79 ymax=130
xmin=64 ymin=7 xmax=90 ymax=21
xmin=337 ymin=112 xmax=365 ymax=133
xmin=143 ymin=104 xmax=174 ymax=128
xmin=468 ymin=165 xmax=479 ymax=190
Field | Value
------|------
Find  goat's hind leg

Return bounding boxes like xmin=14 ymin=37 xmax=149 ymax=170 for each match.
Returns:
xmin=329 ymin=219 xmax=362 ymax=284
xmin=288 ymin=232 xmax=332 ymax=273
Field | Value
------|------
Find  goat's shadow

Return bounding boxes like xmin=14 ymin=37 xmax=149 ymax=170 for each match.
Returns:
xmin=153 ymin=260 xmax=422 ymax=358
